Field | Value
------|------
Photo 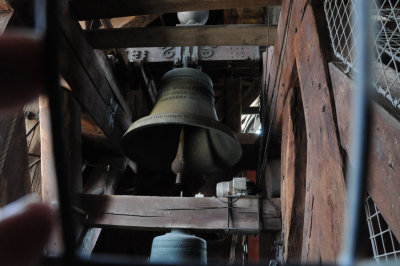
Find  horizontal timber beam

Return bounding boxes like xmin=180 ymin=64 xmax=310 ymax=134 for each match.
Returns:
xmin=85 ymin=25 xmax=277 ymax=49
xmin=80 ymin=194 xmax=281 ymax=233
xmin=70 ymin=0 xmax=282 ymax=20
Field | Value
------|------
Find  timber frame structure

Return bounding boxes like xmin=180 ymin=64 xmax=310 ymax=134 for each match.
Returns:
xmin=0 ymin=0 xmax=399 ymax=265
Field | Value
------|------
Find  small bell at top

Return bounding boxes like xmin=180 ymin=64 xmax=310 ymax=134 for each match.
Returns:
xmin=121 ymin=67 xmax=242 ymax=175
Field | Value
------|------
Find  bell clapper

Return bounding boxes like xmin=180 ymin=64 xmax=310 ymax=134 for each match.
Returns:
xmin=171 ymin=126 xmax=186 ymax=195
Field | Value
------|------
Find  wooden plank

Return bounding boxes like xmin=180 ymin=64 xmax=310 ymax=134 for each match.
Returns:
xmin=329 ymin=62 xmax=400 ymax=242
xmin=80 ymin=195 xmax=281 ymax=233
xmin=0 ymin=0 xmax=13 ymax=34
xmin=294 ymin=6 xmax=346 ymax=263
xmin=84 ymin=25 xmax=277 ymax=49
xmin=280 ymin=88 xmax=306 ymax=262
xmin=0 ymin=111 xmax=31 ymax=206
xmin=70 ymin=0 xmax=282 ymax=20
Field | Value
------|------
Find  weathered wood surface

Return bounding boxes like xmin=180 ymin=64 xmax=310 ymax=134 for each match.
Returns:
xmin=0 ymin=111 xmax=30 ymax=207
xmin=329 ymin=62 xmax=400 ymax=242
xmin=70 ymin=0 xmax=282 ymax=20
xmin=60 ymin=0 xmax=131 ymax=148
xmin=85 ymin=25 xmax=277 ymax=49
xmin=39 ymin=96 xmax=63 ymax=254
xmin=0 ymin=0 xmax=13 ymax=34
xmin=80 ymin=195 xmax=281 ymax=233
xmin=294 ymin=6 xmax=346 ymax=263
xmin=281 ymin=88 xmax=306 ymax=262
xmin=265 ymin=0 xmax=305 ymax=134
xmin=40 ymin=92 xmax=83 ymax=254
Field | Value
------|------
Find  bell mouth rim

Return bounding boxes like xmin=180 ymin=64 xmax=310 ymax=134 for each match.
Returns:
xmin=121 ymin=112 xmax=243 ymax=168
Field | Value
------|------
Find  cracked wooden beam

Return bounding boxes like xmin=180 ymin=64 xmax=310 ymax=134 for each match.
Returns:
xmin=84 ymin=25 xmax=277 ymax=49
xmin=79 ymin=194 xmax=281 ymax=233
xmin=294 ymin=5 xmax=346 ymax=263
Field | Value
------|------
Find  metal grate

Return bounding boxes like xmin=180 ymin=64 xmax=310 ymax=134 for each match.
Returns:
xmin=365 ymin=195 xmax=400 ymax=263
xmin=324 ymin=0 xmax=400 ymax=110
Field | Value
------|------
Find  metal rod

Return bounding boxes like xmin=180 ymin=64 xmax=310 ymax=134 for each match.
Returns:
xmin=339 ymin=0 xmax=373 ymax=265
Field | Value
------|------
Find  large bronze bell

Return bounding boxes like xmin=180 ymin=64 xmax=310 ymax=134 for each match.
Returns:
xmin=121 ymin=67 xmax=242 ymax=174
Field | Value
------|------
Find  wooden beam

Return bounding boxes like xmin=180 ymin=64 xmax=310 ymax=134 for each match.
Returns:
xmin=0 ymin=111 xmax=30 ymax=207
xmin=84 ymin=25 xmax=277 ymax=49
xmin=39 ymin=91 xmax=83 ymax=254
xmin=59 ymin=0 xmax=131 ymax=148
xmin=281 ymin=88 xmax=306 ymax=262
xmin=80 ymin=195 xmax=281 ymax=233
xmin=294 ymin=6 xmax=346 ymax=263
xmin=329 ymin=62 xmax=400 ymax=242
xmin=265 ymin=0 xmax=305 ymax=134
xmin=70 ymin=0 xmax=282 ymax=20
xmin=0 ymin=0 xmax=13 ymax=34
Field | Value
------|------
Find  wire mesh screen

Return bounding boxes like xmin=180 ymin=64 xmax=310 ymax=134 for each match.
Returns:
xmin=365 ymin=195 xmax=400 ymax=263
xmin=324 ymin=0 xmax=400 ymax=110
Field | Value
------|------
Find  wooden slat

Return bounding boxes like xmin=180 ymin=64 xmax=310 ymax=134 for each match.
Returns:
xmin=70 ymin=0 xmax=282 ymax=20
xmin=329 ymin=62 xmax=400 ymax=242
xmin=84 ymin=25 xmax=277 ymax=49
xmin=80 ymin=195 xmax=281 ymax=233
xmin=294 ymin=6 xmax=346 ymax=263
xmin=281 ymin=88 xmax=306 ymax=262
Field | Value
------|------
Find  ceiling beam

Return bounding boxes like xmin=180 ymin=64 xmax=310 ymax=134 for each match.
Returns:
xmin=85 ymin=25 xmax=276 ymax=49
xmin=70 ymin=0 xmax=282 ymax=20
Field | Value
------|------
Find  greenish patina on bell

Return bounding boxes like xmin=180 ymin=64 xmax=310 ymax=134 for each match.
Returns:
xmin=149 ymin=230 xmax=207 ymax=264
xmin=121 ymin=67 xmax=242 ymax=174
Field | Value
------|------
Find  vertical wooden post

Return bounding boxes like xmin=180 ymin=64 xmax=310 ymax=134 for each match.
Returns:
xmin=39 ymin=90 xmax=82 ymax=254
xmin=0 ymin=111 xmax=31 ymax=206
xmin=280 ymin=88 xmax=306 ymax=262
xmin=226 ymin=77 xmax=242 ymax=133
xmin=294 ymin=6 xmax=346 ymax=263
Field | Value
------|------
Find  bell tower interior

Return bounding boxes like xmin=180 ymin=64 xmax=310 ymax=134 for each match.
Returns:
xmin=1 ymin=0 xmax=399 ymax=265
